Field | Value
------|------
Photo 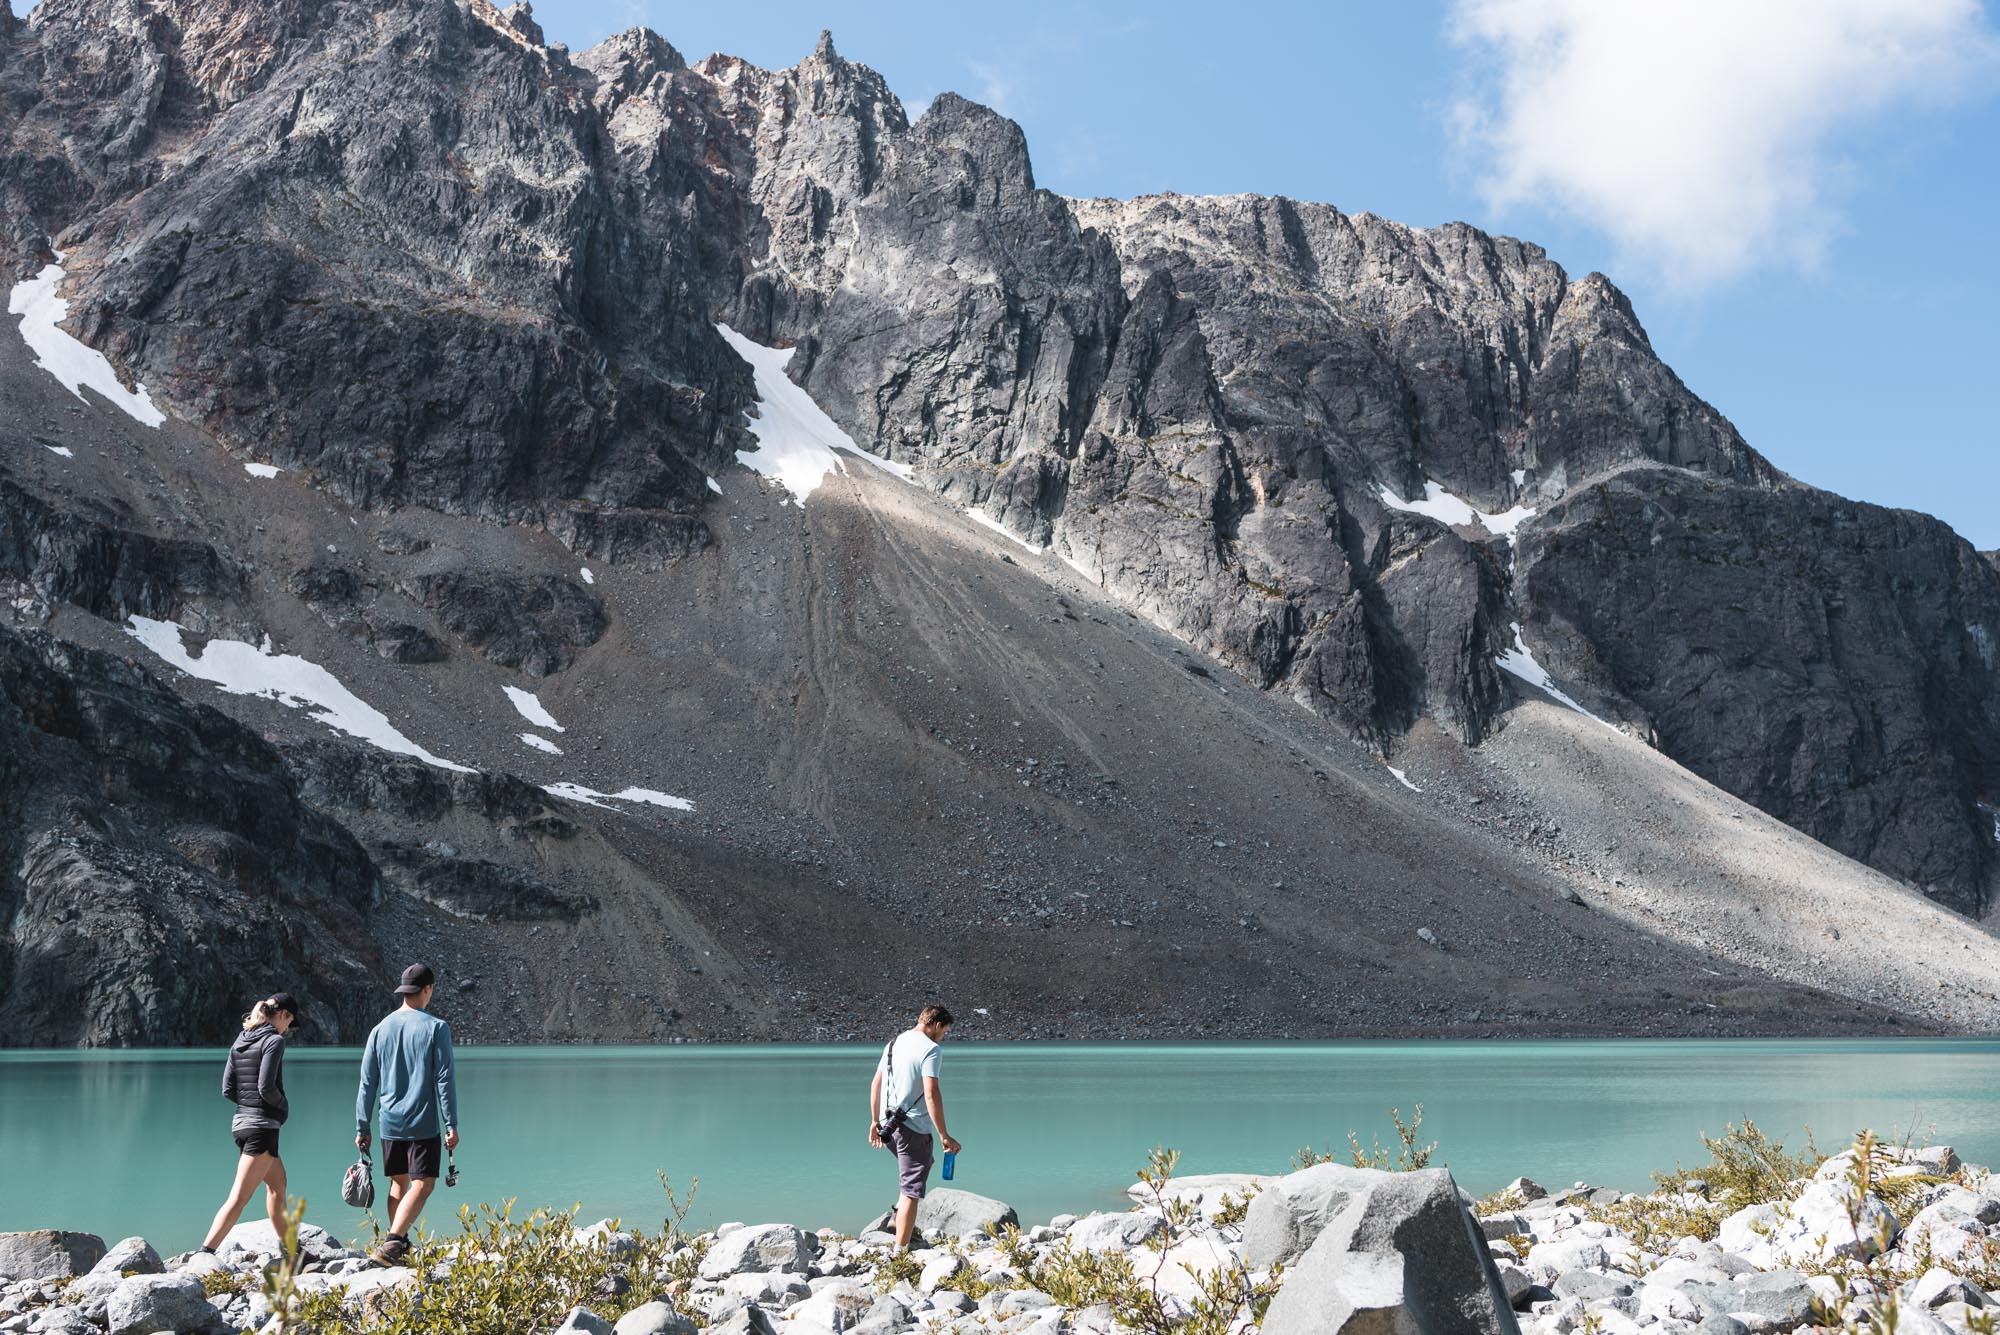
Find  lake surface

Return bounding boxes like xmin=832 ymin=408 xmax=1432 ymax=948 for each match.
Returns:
xmin=2 ymin=1040 xmax=1995 ymax=1253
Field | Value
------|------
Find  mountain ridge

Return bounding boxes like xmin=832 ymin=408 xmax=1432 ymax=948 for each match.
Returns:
xmin=1 ymin=0 xmax=1996 ymax=1043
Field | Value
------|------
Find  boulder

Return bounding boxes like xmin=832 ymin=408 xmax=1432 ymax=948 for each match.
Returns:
xmin=104 ymin=1273 xmax=224 ymax=1335
xmin=1911 ymin=1268 xmax=1985 ymax=1310
xmin=0 ymin=1232 xmax=106 ymax=1282
xmin=715 ymin=1273 xmax=808 ymax=1307
xmin=916 ymin=1189 xmax=1019 ymax=1240
xmin=1524 ymin=1237 xmax=1608 ymax=1278
xmin=697 ymin=1224 xmax=815 ymax=1280
xmin=1505 ymin=1178 xmax=1548 ymax=1202
xmin=550 ymin=1308 xmax=612 ymax=1335
xmin=1553 ymin=1270 xmax=1636 ymax=1310
xmin=785 ymin=1279 xmax=873 ymax=1331
xmin=1495 ymin=1260 xmax=1535 ymax=1307
xmin=573 ymin=1221 xmax=641 ymax=1259
xmin=1684 ymin=1271 xmax=1819 ymax=1334
xmin=1125 ymin=1172 xmax=1267 ymax=1219
xmin=1255 ymin=1164 xmax=1519 ymax=1335
xmin=919 ymin=1252 xmax=970 ymax=1294
xmin=1066 ymin=1210 xmax=1167 ymax=1252
xmin=703 ymin=1307 xmax=777 ymax=1335
xmin=28 ymin=1309 xmax=102 ymax=1335
xmin=221 ymin=1220 xmax=339 ymax=1260
xmin=87 ymin=1238 xmax=163 ymax=1278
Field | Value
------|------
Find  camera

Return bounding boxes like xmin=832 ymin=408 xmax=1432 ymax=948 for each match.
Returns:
xmin=445 ymin=1155 xmax=459 ymax=1189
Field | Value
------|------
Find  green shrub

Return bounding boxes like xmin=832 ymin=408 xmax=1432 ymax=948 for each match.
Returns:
xmin=1297 ymin=1105 xmax=1435 ymax=1172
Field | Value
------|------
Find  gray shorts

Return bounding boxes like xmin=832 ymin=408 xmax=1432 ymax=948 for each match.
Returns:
xmin=890 ymin=1125 xmax=934 ymax=1200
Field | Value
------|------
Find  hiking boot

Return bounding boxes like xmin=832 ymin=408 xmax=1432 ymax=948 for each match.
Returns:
xmin=368 ymin=1236 xmax=410 ymax=1267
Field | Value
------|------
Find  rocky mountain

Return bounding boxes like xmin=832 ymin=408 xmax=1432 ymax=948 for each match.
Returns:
xmin=1 ymin=0 xmax=1995 ymax=1044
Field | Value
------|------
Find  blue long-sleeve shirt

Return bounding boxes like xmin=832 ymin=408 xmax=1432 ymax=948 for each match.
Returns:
xmin=355 ymin=1007 xmax=458 ymax=1140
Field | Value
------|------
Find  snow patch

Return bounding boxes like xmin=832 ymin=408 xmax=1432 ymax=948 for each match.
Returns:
xmin=9 ymin=260 xmax=167 ymax=428
xmin=544 ymin=782 xmax=694 ymax=813
xmin=519 ymin=733 xmax=564 ymax=755
xmin=1510 ymin=468 xmax=1528 ymax=486
xmin=966 ymin=505 xmax=1049 ymax=553
xmin=1496 ymin=622 xmax=1617 ymax=731
xmin=503 ymin=686 xmax=565 ymax=733
xmin=706 ymin=476 xmax=724 ymax=495
xmin=1387 ymin=766 xmax=1422 ymax=793
xmin=579 ymin=567 xmax=595 ymax=586
xmin=716 ymin=324 xmax=916 ymax=502
xmin=43 ymin=444 xmax=73 ymax=459
xmin=244 ymin=463 xmax=281 ymax=479
xmin=1379 ymin=481 xmax=1537 ymax=540
xmin=124 ymin=617 xmax=471 ymax=771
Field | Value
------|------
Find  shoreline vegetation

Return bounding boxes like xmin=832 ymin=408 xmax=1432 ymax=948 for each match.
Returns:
xmin=3 ymin=1121 xmax=1997 ymax=1334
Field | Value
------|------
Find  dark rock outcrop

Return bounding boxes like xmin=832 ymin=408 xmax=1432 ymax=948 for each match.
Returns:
xmin=0 ymin=623 xmax=381 ymax=1044
xmin=1519 ymin=468 xmax=2000 ymax=914
xmin=396 ymin=568 xmax=606 ymax=676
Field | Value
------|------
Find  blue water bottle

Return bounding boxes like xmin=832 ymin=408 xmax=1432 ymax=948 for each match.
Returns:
xmin=942 ymin=1150 xmax=957 ymax=1182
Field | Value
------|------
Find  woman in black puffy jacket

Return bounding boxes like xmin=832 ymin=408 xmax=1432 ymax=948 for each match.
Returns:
xmin=199 ymin=993 xmax=300 ymax=1253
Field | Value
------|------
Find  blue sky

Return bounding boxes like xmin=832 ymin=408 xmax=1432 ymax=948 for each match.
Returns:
xmin=530 ymin=0 xmax=2000 ymax=547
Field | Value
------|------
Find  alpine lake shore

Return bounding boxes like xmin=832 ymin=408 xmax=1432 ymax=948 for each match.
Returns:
xmin=2 ymin=1124 xmax=1997 ymax=1335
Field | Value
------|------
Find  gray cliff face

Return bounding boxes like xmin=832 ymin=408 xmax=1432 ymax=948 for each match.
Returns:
xmin=0 ymin=623 xmax=382 ymax=1045
xmin=1518 ymin=469 xmax=2000 ymax=913
xmin=0 ymin=0 xmax=1994 ymax=1044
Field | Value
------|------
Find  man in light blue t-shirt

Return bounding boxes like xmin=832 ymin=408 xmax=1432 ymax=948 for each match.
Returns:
xmin=868 ymin=1003 xmax=961 ymax=1249
xmin=355 ymin=963 xmax=459 ymax=1265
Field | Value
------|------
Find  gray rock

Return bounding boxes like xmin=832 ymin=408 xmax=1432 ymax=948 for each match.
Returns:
xmin=1256 ymin=1164 xmax=1519 ymax=1335
xmin=1553 ymin=1271 xmax=1635 ymax=1309
xmin=1911 ymin=1269 xmax=1986 ymax=1310
xmin=87 ymin=1238 xmax=162 ymax=1278
xmin=550 ymin=1308 xmax=612 ymax=1335
xmin=698 ymin=1224 xmax=815 ymax=1280
xmin=104 ymin=1273 xmax=223 ymax=1335
xmin=612 ymin=1301 xmax=697 ymax=1335
xmin=27 ymin=1310 xmax=101 ymax=1335
xmin=1684 ymin=1271 xmax=1819 ymax=1334
xmin=861 ymin=1189 xmax=1019 ymax=1242
xmin=1065 ymin=1210 xmax=1167 ymax=1252
xmin=1697 ymin=1317 xmax=1753 ymax=1335
xmin=702 ymin=1307 xmax=778 ymax=1335
xmin=0 ymin=1233 xmax=106 ymax=1282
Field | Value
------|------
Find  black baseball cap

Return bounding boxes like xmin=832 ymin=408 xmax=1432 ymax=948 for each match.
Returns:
xmin=267 ymin=992 xmax=301 ymax=1019
xmin=393 ymin=963 xmax=436 ymax=996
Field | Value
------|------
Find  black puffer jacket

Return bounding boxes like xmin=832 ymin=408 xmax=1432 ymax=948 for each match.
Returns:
xmin=221 ymin=1026 xmax=289 ymax=1131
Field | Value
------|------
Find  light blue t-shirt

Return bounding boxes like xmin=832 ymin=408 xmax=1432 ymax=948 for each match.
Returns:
xmin=355 ymin=1007 xmax=458 ymax=1141
xmin=876 ymin=1030 xmax=943 ymax=1134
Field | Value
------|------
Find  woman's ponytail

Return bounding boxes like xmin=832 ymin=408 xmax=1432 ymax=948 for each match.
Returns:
xmin=242 ymin=998 xmax=278 ymax=1032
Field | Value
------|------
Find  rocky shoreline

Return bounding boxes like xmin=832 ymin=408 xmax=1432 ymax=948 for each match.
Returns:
xmin=1 ymin=1137 xmax=1993 ymax=1334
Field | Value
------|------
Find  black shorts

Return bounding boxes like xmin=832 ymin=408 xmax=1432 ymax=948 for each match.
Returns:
xmin=384 ymin=1136 xmax=443 ymax=1180
xmin=234 ymin=1128 xmax=281 ymax=1157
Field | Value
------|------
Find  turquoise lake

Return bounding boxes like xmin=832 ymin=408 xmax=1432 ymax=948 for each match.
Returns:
xmin=3 ymin=1040 xmax=1995 ymax=1253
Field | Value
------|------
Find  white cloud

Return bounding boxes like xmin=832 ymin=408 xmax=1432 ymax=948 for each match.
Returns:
xmin=1450 ymin=0 xmax=1999 ymax=290
xmin=967 ymin=60 xmax=1018 ymax=115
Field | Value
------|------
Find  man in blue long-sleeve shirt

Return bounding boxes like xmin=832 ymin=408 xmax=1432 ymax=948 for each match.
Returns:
xmin=355 ymin=962 xmax=459 ymax=1265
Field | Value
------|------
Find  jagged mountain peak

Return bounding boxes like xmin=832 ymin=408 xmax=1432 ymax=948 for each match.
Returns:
xmin=2 ymin=0 xmax=1998 ymax=1066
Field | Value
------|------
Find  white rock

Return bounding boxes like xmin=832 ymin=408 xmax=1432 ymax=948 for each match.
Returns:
xmin=1065 ymin=1210 xmax=1167 ymax=1252
xmin=698 ymin=1224 xmax=814 ymax=1280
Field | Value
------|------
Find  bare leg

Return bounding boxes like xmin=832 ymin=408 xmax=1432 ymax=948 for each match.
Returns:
xmin=384 ymin=1174 xmax=409 ymax=1234
xmin=203 ymin=1154 xmax=274 ymax=1251
xmin=261 ymin=1157 xmax=290 ymax=1238
xmin=893 ymin=1195 xmax=920 ymax=1250
xmin=389 ymin=1177 xmax=436 ymax=1238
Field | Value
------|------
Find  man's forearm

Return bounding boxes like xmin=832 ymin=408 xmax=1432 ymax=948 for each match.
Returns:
xmin=925 ymin=1086 xmax=947 ymax=1140
xmin=869 ymin=1072 xmax=883 ymax=1125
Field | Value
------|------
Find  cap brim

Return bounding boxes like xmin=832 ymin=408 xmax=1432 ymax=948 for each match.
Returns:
xmin=393 ymin=985 xmax=421 ymax=995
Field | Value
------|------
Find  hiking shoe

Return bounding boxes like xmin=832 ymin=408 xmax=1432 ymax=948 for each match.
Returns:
xmin=368 ymin=1236 xmax=410 ymax=1267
